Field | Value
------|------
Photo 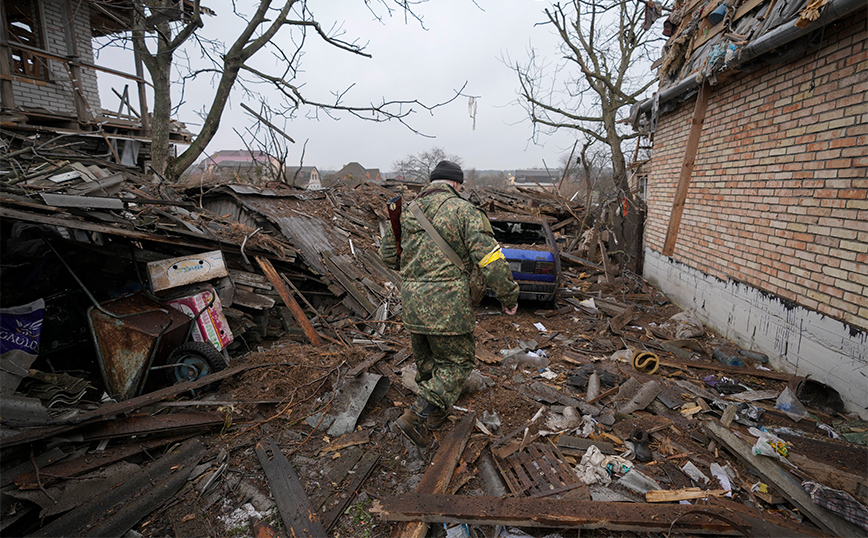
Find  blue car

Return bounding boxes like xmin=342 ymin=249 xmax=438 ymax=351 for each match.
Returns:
xmin=488 ymin=216 xmax=561 ymax=304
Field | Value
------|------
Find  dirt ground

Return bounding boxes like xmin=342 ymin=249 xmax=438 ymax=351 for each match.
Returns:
xmin=118 ymin=283 xmax=864 ymax=538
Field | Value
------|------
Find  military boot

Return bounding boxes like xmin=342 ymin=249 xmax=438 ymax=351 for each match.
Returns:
xmin=395 ymin=397 xmax=435 ymax=447
xmin=426 ymin=404 xmax=453 ymax=431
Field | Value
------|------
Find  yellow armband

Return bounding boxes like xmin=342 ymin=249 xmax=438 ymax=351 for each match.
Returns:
xmin=478 ymin=245 xmax=505 ymax=268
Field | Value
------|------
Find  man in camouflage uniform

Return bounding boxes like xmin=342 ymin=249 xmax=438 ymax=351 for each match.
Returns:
xmin=379 ymin=160 xmax=519 ymax=447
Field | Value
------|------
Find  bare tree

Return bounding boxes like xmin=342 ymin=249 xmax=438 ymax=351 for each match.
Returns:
xmin=511 ymin=0 xmax=666 ymax=194
xmin=393 ymin=147 xmax=463 ymax=183
xmin=128 ymin=1 xmax=462 ymax=182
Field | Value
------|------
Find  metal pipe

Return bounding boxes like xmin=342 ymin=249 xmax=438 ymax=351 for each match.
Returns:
xmin=638 ymin=0 xmax=866 ymax=114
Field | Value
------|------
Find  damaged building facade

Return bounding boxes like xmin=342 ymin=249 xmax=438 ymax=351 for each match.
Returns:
xmin=637 ymin=0 xmax=867 ymax=417
xmin=1 ymin=0 xmax=193 ymax=165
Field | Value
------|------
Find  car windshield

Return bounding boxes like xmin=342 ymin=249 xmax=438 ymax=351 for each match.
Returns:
xmin=491 ymin=220 xmax=549 ymax=246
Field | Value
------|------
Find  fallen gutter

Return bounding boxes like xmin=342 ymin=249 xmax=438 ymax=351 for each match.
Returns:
xmin=638 ymin=0 xmax=866 ymax=115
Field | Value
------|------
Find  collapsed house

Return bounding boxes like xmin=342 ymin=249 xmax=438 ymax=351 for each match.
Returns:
xmin=634 ymin=0 xmax=867 ymax=418
xmin=1 ymin=0 xmax=198 ymax=167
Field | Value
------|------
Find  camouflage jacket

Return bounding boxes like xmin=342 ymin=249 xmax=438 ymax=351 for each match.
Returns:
xmin=379 ymin=184 xmax=519 ymax=335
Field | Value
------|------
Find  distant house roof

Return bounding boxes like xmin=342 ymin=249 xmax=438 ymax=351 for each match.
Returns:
xmin=330 ymin=162 xmax=380 ymax=186
xmin=206 ymin=150 xmax=275 ymax=165
xmin=286 ymin=166 xmax=320 ymax=189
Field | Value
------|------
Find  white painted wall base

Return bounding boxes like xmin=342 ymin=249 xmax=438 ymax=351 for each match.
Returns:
xmin=643 ymin=247 xmax=868 ymax=419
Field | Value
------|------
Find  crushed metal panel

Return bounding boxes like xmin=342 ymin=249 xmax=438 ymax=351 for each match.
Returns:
xmin=147 ymin=250 xmax=228 ymax=292
xmin=0 ymin=395 xmax=51 ymax=424
xmin=306 ymin=373 xmax=389 ymax=436
xmin=40 ymin=193 xmax=125 ymax=210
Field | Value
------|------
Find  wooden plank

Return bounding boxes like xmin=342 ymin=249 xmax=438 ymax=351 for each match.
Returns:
xmin=705 ymin=420 xmax=861 ymax=536
xmin=347 ymin=352 xmax=387 ymax=378
xmin=13 ymin=435 xmax=189 ymax=489
xmin=320 ymin=430 xmax=370 ymax=454
xmin=659 ymin=357 xmax=794 ymax=381
xmin=232 ymin=288 xmax=276 ymax=310
xmin=646 ymin=487 xmax=729 ymax=502
xmin=320 ymin=451 xmax=379 ymax=532
xmin=323 ymin=252 xmax=377 ymax=315
xmin=557 ymin=436 xmax=617 ymax=455
xmin=256 ymin=256 xmax=323 ymax=346
xmin=0 ymin=362 xmax=258 ymax=449
xmin=255 ymin=437 xmax=327 ymax=538
xmin=789 ymin=453 xmax=868 ymax=504
xmin=663 ymin=81 xmax=711 ymax=256
xmin=371 ymin=494 xmax=747 ymax=533
xmin=391 ymin=412 xmax=476 ymax=538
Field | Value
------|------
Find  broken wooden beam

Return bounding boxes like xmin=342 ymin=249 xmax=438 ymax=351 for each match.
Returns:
xmin=372 ymin=494 xmax=747 ymax=534
xmin=390 ymin=411 xmax=477 ymax=538
xmin=0 ymin=362 xmax=259 ymax=448
xmin=256 ymin=256 xmax=323 ymax=346
xmin=320 ymin=451 xmax=379 ymax=532
xmin=705 ymin=420 xmax=861 ymax=536
xmin=255 ymin=436 xmax=327 ymax=537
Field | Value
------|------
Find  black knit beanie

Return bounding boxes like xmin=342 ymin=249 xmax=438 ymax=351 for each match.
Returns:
xmin=429 ymin=160 xmax=464 ymax=184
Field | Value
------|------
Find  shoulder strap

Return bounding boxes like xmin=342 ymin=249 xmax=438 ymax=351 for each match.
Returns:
xmin=408 ymin=201 xmax=466 ymax=270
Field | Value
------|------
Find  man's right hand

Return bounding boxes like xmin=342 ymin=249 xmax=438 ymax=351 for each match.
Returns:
xmin=502 ymin=304 xmax=518 ymax=316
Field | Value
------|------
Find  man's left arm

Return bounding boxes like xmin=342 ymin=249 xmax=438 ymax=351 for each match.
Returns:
xmin=463 ymin=209 xmax=519 ymax=308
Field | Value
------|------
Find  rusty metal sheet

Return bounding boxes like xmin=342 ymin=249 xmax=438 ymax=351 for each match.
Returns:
xmin=239 ymin=198 xmax=341 ymax=274
xmin=87 ymin=293 xmax=191 ymax=400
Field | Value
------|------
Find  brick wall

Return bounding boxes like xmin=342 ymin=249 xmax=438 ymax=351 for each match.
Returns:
xmin=11 ymin=0 xmax=101 ymax=115
xmin=646 ymin=11 xmax=868 ymax=330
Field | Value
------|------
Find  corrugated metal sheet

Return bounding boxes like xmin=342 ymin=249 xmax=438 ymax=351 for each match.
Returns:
xmin=221 ymin=195 xmax=339 ymax=275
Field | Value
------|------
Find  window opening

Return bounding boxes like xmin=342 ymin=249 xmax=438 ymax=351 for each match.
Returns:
xmin=5 ymin=0 xmax=49 ymax=80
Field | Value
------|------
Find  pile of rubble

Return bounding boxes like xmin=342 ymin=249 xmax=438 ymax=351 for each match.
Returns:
xmin=1 ymin=148 xmax=866 ymax=538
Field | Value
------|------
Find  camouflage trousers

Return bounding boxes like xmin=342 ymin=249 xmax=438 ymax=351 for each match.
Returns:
xmin=411 ymin=332 xmax=476 ymax=411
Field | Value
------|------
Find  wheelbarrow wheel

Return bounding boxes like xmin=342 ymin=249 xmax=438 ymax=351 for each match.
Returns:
xmin=165 ymin=341 xmax=226 ymax=390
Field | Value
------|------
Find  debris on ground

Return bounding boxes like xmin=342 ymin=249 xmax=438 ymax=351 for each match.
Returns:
xmin=2 ymin=144 xmax=866 ymax=538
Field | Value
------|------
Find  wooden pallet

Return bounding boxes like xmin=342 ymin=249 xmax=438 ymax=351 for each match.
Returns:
xmin=494 ymin=441 xmax=582 ymax=497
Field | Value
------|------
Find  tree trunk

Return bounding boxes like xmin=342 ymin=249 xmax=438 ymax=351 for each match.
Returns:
xmin=149 ymin=54 xmax=172 ymax=179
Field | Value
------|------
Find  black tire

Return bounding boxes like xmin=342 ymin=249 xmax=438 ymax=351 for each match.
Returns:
xmin=165 ymin=341 xmax=226 ymax=390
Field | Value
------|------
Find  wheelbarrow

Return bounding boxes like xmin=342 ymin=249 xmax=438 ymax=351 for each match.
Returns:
xmin=46 ymin=239 xmax=227 ymax=400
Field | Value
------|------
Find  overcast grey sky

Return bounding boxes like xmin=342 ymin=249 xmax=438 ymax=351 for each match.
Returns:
xmin=98 ymin=1 xmax=587 ymax=172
